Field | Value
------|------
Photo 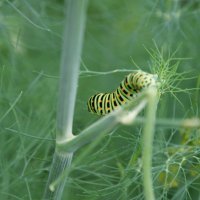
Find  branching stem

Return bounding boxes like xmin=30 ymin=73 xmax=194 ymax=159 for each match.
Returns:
xmin=43 ymin=0 xmax=88 ymax=199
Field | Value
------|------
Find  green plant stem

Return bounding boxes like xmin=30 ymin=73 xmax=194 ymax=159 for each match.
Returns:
xmin=57 ymin=94 xmax=148 ymax=153
xmin=50 ymin=98 xmax=148 ymax=191
xmin=56 ymin=90 xmax=200 ymax=155
xmin=0 ymin=91 xmax=23 ymax=123
xmin=142 ymin=87 xmax=158 ymax=200
xmin=57 ymin=0 xmax=88 ymax=143
xmin=50 ymin=131 xmax=107 ymax=191
xmin=134 ymin=117 xmax=200 ymax=128
xmin=44 ymin=0 xmax=88 ymax=199
xmin=44 ymin=153 xmax=73 ymax=200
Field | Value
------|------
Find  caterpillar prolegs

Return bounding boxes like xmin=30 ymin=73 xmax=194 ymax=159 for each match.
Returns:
xmin=87 ymin=70 xmax=158 ymax=115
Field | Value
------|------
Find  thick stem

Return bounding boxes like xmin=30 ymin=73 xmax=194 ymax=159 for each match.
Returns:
xmin=57 ymin=0 xmax=88 ymax=143
xmin=43 ymin=153 xmax=73 ymax=200
xmin=43 ymin=0 xmax=88 ymax=199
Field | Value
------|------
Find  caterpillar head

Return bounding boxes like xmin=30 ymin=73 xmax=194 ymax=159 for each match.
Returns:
xmin=134 ymin=71 xmax=159 ymax=90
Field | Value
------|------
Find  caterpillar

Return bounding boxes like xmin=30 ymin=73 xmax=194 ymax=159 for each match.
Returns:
xmin=87 ymin=70 xmax=158 ymax=115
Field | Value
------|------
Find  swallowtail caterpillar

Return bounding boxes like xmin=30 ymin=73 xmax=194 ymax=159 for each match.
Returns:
xmin=87 ymin=70 xmax=158 ymax=115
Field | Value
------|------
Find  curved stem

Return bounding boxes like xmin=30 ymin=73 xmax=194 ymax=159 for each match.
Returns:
xmin=142 ymin=87 xmax=158 ymax=200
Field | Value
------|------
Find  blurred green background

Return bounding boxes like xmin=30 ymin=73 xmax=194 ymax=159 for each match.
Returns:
xmin=0 ymin=0 xmax=200 ymax=199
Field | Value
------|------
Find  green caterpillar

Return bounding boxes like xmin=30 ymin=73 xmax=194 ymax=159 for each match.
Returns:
xmin=87 ymin=70 xmax=158 ymax=115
